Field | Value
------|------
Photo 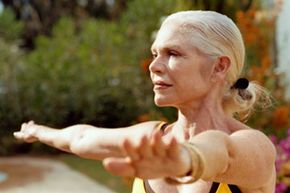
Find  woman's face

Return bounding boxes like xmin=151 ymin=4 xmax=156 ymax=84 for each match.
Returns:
xmin=150 ymin=20 xmax=215 ymax=108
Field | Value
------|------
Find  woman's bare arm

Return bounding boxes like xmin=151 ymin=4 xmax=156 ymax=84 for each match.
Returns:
xmin=14 ymin=121 xmax=161 ymax=160
xmin=190 ymin=129 xmax=276 ymax=190
xmin=104 ymin=128 xmax=275 ymax=192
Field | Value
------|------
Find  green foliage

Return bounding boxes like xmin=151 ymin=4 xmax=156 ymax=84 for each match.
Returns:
xmin=18 ymin=17 xmax=138 ymax=127
xmin=0 ymin=9 xmax=25 ymax=154
xmin=0 ymin=14 xmax=23 ymax=131
xmin=0 ymin=8 xmax=23 ymax=41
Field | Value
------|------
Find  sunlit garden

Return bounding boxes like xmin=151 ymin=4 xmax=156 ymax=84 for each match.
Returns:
xmin=0 ymin=0 xmax=289 ymax=193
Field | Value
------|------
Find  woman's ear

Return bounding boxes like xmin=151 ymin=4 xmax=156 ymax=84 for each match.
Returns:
xmin=211 ymin=56 xmax=231 ymax=81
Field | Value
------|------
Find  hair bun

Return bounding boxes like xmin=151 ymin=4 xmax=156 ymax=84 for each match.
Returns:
xmin=232 ymin=78 xmax=249 ymax=89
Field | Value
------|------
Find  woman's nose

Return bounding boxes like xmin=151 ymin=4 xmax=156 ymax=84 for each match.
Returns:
xmin=149 ymin=58 xmax=165 ymax=74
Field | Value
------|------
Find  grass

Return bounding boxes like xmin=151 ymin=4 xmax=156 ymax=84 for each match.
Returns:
xmin=57 ymin=154 xmax=132 ymax=193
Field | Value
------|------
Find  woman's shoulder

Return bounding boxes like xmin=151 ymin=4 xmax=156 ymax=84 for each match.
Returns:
xmin=230 ymin=125 xmax=277 ymax=160
xmin=229 ymin=120 xmax=267 ymax=137
xmin=227 ymin=119 xmax=276 ymax=153
xmin=229 ymin=120 xmax=271 ymax=141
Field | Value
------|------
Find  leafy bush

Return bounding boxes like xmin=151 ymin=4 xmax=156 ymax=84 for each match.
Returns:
xmin=0 ymin=9 xmax=24 ymax=134
xmin=0 ymin=9 xmax=25 ymax=155
xmin=0 ymin=8 xmax=23 ymax=41
xmin=17 ymin=17 xmax=138 ymax=127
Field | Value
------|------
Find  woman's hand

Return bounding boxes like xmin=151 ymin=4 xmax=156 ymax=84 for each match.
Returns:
xmin=103 ymin=130 xmax=191 ymax=179
xmin=14 ymin=121 xmax=39 ymax=143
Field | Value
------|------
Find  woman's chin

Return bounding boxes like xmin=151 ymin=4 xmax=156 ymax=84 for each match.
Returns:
xmin=154 ymin=98 xmax=172 ymax=107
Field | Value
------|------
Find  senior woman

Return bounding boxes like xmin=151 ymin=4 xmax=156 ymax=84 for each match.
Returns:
xmin=14 ymin=11 xmax=276 ymax=193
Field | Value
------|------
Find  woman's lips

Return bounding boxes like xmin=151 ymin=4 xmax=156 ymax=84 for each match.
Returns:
xmin=153 ymin=81 xmax=173 ymax=90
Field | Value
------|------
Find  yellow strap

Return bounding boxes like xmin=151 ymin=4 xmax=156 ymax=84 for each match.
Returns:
xmin=131 ymin=178 xmax=146 ymax=193
xmin=132 ymin=179 xmax=233 ymax=193
xmin=216 ymin=183 xmax=233 ymax=193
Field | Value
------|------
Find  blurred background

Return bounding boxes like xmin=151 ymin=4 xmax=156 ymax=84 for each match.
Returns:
xmin=0 ymin=0 xmax=289 ymax=193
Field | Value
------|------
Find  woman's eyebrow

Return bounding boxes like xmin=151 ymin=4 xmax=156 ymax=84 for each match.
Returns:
xmin=151 ymin=44 xmax=183 ymax=52
xmin=165 ymin=45 xmax=183 ymax=51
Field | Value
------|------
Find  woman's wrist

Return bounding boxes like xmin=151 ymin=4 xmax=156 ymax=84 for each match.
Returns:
xmin=165 ymin=142 xmax=205 ymax=184
xmin=183 ymin=142 xmax=205 ymax=178
xmin=177 ymin=143 xmax=192 ymax=176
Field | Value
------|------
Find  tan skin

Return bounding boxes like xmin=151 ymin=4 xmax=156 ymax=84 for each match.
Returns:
xmin=14 ymin=19 xmax=276 ymax=193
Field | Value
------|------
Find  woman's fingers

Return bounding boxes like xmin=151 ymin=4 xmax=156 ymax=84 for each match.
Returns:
xmin=123 ymin=133 xmax=179 ymax=160
xmin=14 ymin=121 xmax=38 ymax=142
xmin=103 ymin=157 xmax=135 ymax=177
xmin=13 ymin=131 xmax=23 ymax=139
xmin=20 ymin=121 xmax=33 ymax=132
xmin=167 ymin=136 xmax=180 ymax=159
xmin=21 ymin=122 xmax=27 ymax=131
xmin=14 ymin=131 xmax=36 ymax=142
xmin=123 ymin=135 xmax=156 ymax=161
xmin=152 ymin=131 xmax=166 ymax=157
xmin=28 ymin=120 xmax=35 ymax=125
xmin=123 ymin=139 xmax=140 ymax=161
xmin=106 ymin=134 xmax=185 ymax=178
xmin=139 ymin=136 xmax=153 ymax=158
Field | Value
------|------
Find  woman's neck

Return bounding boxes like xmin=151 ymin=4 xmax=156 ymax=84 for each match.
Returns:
xmin=172 ymin=94 xmax=231 ymax=138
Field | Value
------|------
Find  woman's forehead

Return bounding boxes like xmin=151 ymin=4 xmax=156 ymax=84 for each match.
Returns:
xmin=151 ymin=23 xmax=194 ymax=51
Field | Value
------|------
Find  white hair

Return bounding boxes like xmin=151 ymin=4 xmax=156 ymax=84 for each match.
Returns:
xmin=162 ymin=11 xmax=272 ymax=120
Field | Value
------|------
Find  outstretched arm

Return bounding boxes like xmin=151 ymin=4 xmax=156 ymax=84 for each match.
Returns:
xmin=14 ymin=121 xmax=161 ymax=160
xmin=104 ymin=129 xmax=276 ymax=190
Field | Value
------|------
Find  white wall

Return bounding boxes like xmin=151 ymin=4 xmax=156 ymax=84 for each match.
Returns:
xmin=277 ymin=0 xmax=290 ymax=98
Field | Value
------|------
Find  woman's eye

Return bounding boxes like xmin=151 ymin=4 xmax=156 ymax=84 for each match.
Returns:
xmin=152 ymin=53 xmax=158 ymax=59
xmin=168 ymin=50 xmax=179 ymax=57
